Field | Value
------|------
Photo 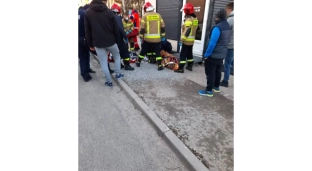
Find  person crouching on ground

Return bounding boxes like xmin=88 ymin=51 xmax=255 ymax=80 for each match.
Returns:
xmin=198 ymin=9 xmax=231 ymax=97
xmin=84 ymin=0 xmax=123 ymax=87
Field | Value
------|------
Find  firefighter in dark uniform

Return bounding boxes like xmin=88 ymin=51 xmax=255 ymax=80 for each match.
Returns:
xmin=137 ymin=2 xmax=166 ymax=71
xmin=78 ymin=5 xmax=96 ymax=82
xmin=111 ymin=3 xmax=134 ymax=70
xmin=175 ymin=3 xmax=198 ymax=73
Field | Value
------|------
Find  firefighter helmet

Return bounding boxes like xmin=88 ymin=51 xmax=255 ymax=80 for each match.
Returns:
xmin=183 ymin=3 xmax=194 ymax=15
xmin=144 ymin=2 xmax=155 ymax=12
xmin=111 ymin=3 xmax=121 ymax=13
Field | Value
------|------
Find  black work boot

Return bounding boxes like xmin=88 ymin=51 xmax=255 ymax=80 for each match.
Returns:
xmin=186 ymin=62 xmax=193 ymax=71
xmin=89 ymin=69 xmax=96 ymax=73
xmin=220 ymin=81 xmax=229 ymax=87
xmin=157 ymin=60 xmax=164 ymax=71
xmin=174 ymin=64 xmax=185 ymax=73
xmin=136 ymin=58 xmax=142 ymax=67
xmin=83 ymin=74 xmax=92 ymax=82
xmin=124 ymin=60 xmax=134 ymax=70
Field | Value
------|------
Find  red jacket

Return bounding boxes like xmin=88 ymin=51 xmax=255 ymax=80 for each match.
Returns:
xmin=130 ymin=10 xmax=140 ymax=30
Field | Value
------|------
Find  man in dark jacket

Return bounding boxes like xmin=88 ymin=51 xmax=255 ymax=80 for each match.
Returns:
xmin=198 ymin=9 xmax=231 ymax=97
xmin=85 ymin=0 xmax=123 ymax=87
xmin=78 ymin=5 xmax=95 ymax=82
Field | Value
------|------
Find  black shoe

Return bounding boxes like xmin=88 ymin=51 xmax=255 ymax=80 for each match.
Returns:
xmin=109 ymin=69 xmax=115 ymax=74
xmin=121 ymin=64 xmax=125 ymax=69
xmin=125 ymin=65 xmax=134 ymax=70
xmin=136 ymin=62 xmax=141 ymax=67
xmin=186 ymin=65 xmax=192 ymax=71
xmin=89 ymin=69 xmax=96 ymax=73
xmin=158 ymin=66 xmax=164 ymax=71
xmin=220 ymin=81 xmax=229 ymax=87
xmin=83 ymin=75 xmax=92 ymax=82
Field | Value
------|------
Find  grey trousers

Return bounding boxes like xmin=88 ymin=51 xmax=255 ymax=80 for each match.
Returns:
xmin=95 ymin=44 xmax=121 ymax=83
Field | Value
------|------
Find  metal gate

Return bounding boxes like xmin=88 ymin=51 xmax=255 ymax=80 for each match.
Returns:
xmin=156 ymin=0 xmax=183 ymax=41
xmin=210 ymin=0 xmax=232 ymax=28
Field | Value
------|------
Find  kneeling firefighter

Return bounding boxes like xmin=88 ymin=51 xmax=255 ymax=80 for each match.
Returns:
xmin=137 ymin=2 xmax=166 ymax=71
xmin=111 ymin=3 xmax=134 ymax=70
xmin=175 ymin=3 xmax=198 ymax=73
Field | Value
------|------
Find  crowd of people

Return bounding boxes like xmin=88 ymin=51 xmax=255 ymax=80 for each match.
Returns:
xmin=78 ymin=0 xmax=234 ymax=97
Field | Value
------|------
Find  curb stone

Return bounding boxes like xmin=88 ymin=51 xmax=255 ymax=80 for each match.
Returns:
xmin=112 ymin=74 xmax=209 ymax=171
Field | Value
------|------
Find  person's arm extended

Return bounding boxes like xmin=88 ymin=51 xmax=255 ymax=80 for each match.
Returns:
xmin=204 ymin=27 xmax=220 ymax=58
xmin=84 ymin=13 xmax=93 ymax=47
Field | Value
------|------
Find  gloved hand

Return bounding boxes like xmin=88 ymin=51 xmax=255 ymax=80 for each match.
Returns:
xmin=179 ymin=42 xmax=183 ymax=46
xmin=124 ymin=38 xmax=128 ymax=44
xmin=161 ymin=37 xmax=166 ymax=42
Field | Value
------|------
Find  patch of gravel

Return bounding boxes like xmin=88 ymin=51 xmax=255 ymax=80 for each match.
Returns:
xmin=110 ymin=61 xmax=186 ymax=82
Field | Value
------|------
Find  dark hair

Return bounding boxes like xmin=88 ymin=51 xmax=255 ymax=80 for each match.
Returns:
xmin=226 ymin=2 xmax=234 ymax=10
xmin=215 ymin=9 xmax=227 ymax=20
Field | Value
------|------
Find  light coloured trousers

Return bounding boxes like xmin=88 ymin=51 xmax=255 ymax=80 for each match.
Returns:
xmin=95 ymin=44 xmax=121 ymax=83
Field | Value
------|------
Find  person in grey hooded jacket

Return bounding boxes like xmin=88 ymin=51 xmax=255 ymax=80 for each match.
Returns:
xmin=220 ymin=2 xmax=234 ymax=87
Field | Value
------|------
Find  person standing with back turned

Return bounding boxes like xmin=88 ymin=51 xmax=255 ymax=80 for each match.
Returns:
xmin=175 ymin=3 xmax=198 ymax=73
xmin=137 ymin=2 xmax=166 ymax=71
xmin=84 ymin=0 xmax=123 ymax=87
xmin=198 ymin=9 xmax=231 ymax=97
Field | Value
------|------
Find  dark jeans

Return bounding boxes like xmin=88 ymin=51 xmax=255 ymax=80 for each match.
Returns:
xmin=78 ymin=37 xmax=91 ymax=77
xmin=116 ymin=37 xmax=130 ymax=60
xmin=222 ymin=49 xmax=234 ymax=83
xmin=205 ymin=58 xmax=222 ymax=91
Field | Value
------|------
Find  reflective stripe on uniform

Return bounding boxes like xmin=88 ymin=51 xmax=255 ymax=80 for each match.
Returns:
xmin=124 ymin=58 xmax=130 ymax=61
xmin=185 ymin=21 xmax=192 ymax=27
xmin=180 ymin=61 xmax=186 ymax=64
xmin=144 ymin=33 xmax=160 ymax=39
xmin=147 ymin=53 xmax=152 ymax=55
xmin=185 ymin=36 xmax=195 ymax=41
xmin=146 ymin=15 xmax=160 ymax=38
xmin=187 ymin=59 xmax=193 ymax=62
xmin=184 ymin=19 xmax=198 ymax=43
xmin=138 ymin=55 xmax=145 ymax=59
xmin=156 ymin=57 xmax=162 ymax=61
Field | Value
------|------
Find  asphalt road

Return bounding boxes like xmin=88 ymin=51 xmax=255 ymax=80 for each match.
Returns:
xmin=78 ymin=58 xmax=188 ymax=171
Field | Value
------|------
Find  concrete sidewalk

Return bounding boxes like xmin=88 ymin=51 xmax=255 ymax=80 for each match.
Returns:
xmin=110 ymin=61 xmax=234 ymax=171
xmin=79 ymin=59 xmax=188 ymax=171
